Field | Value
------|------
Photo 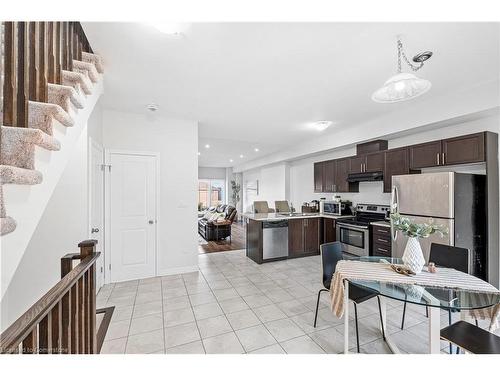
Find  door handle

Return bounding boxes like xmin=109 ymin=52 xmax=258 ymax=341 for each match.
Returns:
xmin=436 ymin=153 xmax=440 ymax=165
xmin=148 ymin=220 xmax=155 ymax=224
xmin=91 ymin=228 xmax=99 ymax=233
xmin=442 ymin=152 xmax=445 ymax=165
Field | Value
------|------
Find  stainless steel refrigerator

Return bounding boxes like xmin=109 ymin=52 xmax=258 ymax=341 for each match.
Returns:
xmin=391 ymin=172 xmax=487 ymax=280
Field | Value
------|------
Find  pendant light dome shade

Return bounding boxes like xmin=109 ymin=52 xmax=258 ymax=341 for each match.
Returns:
xmin=372 ymin=72 xmax=431 ymax=103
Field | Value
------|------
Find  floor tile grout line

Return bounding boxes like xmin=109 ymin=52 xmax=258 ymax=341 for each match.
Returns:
xmin=184 ymin=275 xmax=208 ymax=354
xmin=160 ymin=277 xmax=167 ymax=353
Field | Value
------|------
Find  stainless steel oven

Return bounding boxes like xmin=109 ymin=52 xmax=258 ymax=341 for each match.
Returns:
xmin=336 ymin=222 xmax=369 ymax=257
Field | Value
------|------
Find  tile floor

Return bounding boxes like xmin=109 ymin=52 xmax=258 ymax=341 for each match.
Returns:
xmin=97 ymin=250 xmax=494 ymax=354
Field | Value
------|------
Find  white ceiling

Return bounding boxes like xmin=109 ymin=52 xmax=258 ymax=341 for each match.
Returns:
xmin=83 ymin=22 xmax=500 ymax=168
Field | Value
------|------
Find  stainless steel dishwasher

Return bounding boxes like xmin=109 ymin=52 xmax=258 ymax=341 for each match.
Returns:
xmin=262 ymin=220 xmax=289 ymax=260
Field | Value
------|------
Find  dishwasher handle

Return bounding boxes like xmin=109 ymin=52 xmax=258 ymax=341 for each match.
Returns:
xmin=262 ymin=220 xmax=288 ymax=229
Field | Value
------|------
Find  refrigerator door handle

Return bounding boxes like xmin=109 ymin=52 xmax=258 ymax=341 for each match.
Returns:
xmin=390 ymin=185 xmax=399 ymax=241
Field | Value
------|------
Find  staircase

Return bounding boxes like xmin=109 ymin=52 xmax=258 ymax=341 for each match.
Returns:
xmin=0 ymin=22 xmax=103 ymax=298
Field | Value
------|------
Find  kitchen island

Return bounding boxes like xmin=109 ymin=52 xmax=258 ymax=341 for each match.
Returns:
xmin=244 ymin=212 xmax=352 ymax=264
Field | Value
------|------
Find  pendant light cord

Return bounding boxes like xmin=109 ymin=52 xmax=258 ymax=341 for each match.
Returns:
xmin=397 ymin=39 xmax=424 ymax=73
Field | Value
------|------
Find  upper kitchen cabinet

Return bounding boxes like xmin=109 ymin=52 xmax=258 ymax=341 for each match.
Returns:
xmin=313 ymin=162 xmax=324 ymax=193
xmin=442 ymin=132 xmax=485 ymax=165
xmin=384 ymin=147 xmax=409 ymax=193
xmin=323 ymin=160 xmax=336 ymax=192
xmin=409 ymin=140 xmax=442 ymax=169
xmin=336 ymin=157 xmax=358 ymax=192
xmin=365 ymin=152 xmax=385 ymax=172
xmin=349 ymin=155 xmax=365 ymax=173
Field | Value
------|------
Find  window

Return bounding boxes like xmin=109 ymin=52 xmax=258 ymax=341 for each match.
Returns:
xmin=198 ymin=179 xmax=225 ymax=211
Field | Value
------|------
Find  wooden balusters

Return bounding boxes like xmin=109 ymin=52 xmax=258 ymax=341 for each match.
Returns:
xmin=0 ymin=240 xmax=99 ymax=354
xmin=28 ymin=22 xmax=38 ymax=101
xmin=38 ymin=22 xmax=47 ymax=102
xmin=21 ymin=328 xmax=37 ymax=354
xmin=3 ymin=22 xmax=16 ymax=126
xmin=16 ymin=22 xmax=29 ymax=127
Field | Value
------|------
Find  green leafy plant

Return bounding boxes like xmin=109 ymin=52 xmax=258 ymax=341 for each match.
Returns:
xmin=390 ymin=213 xmax=448 ymax=239
xmin=231 ymin=180 xmax=241 ymax=207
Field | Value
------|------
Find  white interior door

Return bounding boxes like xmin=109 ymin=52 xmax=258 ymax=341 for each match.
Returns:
xmin=89 ymin=140 xmax=105 ymax=291
xmin=109 ymin=152 xmax=157 ymax=283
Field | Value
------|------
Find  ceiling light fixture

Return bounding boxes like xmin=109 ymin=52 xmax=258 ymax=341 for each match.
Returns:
xmin=372 ymin=38 xmax=432 ymax=103
xmin=197 ymin=152 xmax=201 ymax=156
xmin=229 ymin=159 xmax=234 ymax=163
xmin=239 ymin=154 xmax=244 ymax=158
xmin=312 ymin=121 xmax=333 ymax=131
xmin=205 ymin=144 xmax=210 ymax=149
xmin=147 ymin=103 xmax=159 ymax=112
xmin=151 ymin=22 xmax=188 ymax=35
xmin=254 ymin=148 xmax=259 ymax=152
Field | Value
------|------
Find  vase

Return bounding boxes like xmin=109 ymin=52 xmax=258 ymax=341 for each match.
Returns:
xmin=402 ymin=237 xmax=425 ymax=274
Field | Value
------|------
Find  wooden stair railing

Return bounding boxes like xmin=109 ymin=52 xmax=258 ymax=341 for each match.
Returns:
xmin=0 ymin=240 xmax=100 ymax=354
xmin=1 ymin=21 xmax=92 ymax=127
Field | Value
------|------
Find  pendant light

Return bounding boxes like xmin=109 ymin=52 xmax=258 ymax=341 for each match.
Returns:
xmin=372 ymin=38 xmax=433 ymax=103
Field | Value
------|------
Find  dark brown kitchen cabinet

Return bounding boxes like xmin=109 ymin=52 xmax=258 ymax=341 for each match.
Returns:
xmin=384 ymin=147 xmax=409 ymax=193
xmin=365 ymin=152 xmax=385 ymax=172
xmin=323 ymin=217 xmax=336 ymax=243
xmin=304 ymin=218 xmax=320 ymax=254
xmin=442 ymin=133 xmax=485 ymax=165
xmin=323 ymin=160 xmax=336 ymax=192
xmin=288 ymin=219 xmax=305 ymax=257
xmin=409 ymin=140 xmax=442 ymax=169
xmin=349 ymin=156 xmax=365 ymax=173
xmin=288 ymin=218 xmax=320 ymax=257
xmin=313 ymin=162 xmax=324 ymax=193
xmin=335 ymin=158 xmax=354 ymax=192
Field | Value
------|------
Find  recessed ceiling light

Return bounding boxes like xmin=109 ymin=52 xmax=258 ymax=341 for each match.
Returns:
xmin=205 ymin=144 xmax=210 ymax=149
xmin=239 ymin=154 xmax=244 ymax=158
xmin=147 ymin=103 xmax=159 ymax=112
xmin=311 ymin=121 xmax=333 ymax=131
xmin=197 ymin=152 xmax=201 ymax=156
xmin=151 ymin=22 xmax=189 ymax=35
xmin=254 ymin=148 xmax=259 ymax=152
xmin=229 ymin=159 xmax=233 ymax=163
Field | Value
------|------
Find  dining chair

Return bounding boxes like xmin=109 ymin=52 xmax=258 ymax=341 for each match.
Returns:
xmin=314 ymin=242 xmax=386 ymax=353
xmin=274 ymin=200 xmax=291 ymax=213
xmin=253 ymin=201 xmax=275 ymax=213
xmin=400 ymin=243 xmax=471 ymax=354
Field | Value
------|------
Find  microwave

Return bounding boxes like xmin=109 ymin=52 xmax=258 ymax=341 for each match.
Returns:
xmin=320 ymin=201 xmax=352 ymax=216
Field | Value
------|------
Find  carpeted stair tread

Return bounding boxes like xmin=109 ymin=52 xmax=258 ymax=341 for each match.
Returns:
xmin=73 ymin=60 xmax=99 ymax=83
xmin=0 ymin=165 xmax=43 ymax=185
xmin=29 ymin=101 xmax=74 ymax=135
xmin=0 ymin=216 xmax=17 ymax=236
xmin=82 ymin=52 xmax=104 ymax=73
xmin=1 ymin=126 xmax=60 ymax=169
xmin=48 ymin=83 xmax=85 ymax=112
xmin=62 ymin=70 xmax=93 ymax=95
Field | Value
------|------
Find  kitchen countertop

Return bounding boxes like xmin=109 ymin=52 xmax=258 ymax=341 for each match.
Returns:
xmin=371 ymin=220 xmax=391 ymax=228
xmin=243 ymin=213 xmax=353 ymax=222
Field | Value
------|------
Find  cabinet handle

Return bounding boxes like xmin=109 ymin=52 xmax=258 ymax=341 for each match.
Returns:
xmin=442 ymin=152 xmax=445 ymax=165
xmin=436 ymin=153 xmax=440 ymax=165
xmin=378 ymin=238 xmax=389 ymax=243
xmin=378 ymin=248 xmax=389 ymax=253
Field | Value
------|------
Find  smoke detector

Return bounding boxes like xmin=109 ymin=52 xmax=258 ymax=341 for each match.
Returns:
xmin=147 ymin=103 xmax=159 ymax=112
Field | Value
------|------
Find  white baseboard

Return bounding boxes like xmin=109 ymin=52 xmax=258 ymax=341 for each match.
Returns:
xmin=157 ymin=265 xmax=199 ymax=277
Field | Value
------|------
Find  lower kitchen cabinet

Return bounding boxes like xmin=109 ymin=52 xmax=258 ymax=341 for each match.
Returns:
xmin=288 ymin=218 xmax=321 ymax=257
xmin=323 ymin=217 xmax=336 ymax=243
xmin=371 ymin=224 xmax=392 ymax=257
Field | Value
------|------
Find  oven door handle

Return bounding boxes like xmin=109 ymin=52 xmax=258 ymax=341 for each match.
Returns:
xmin=337 ymin=223 xmax=369 ymax=231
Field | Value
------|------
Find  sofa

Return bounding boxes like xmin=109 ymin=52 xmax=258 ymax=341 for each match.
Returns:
xmin=198 ymin=204 xmax=237 ymax=241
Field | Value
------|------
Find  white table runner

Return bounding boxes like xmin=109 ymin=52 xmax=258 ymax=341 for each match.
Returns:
xmin=329 ymin=260 xmax=500 ymax=330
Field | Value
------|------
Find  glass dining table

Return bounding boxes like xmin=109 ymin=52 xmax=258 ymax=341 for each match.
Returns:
xmin=342 ymin=256 xmax=500 ymax=354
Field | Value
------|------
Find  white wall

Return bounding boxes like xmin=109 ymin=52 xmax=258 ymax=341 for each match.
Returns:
xmin=198 ymin=167 xmax=226 ymax=180
xmin=102 ymin=109 xmax=198 ymax=276
xmin=87 ymin=102 xmax=103 ymax=145
xmin=1 ymin=129 xmax=89 ymax=329
xmin=242 ymin=163 xmax=290 ymax=212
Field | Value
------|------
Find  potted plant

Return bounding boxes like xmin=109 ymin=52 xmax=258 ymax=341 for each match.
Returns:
xmin=390 ymin=213 xmax=448 ymax=274
xmin=230 ymin=180 xmax=241 ymax=220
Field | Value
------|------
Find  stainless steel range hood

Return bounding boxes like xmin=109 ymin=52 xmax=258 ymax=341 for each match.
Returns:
xmin=347 ymin=171 xmax=383 ymax=182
